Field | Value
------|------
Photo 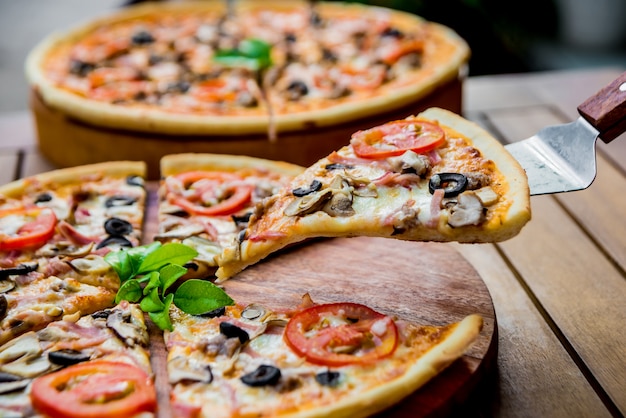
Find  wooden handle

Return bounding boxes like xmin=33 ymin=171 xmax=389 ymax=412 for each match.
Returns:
xmin=578 ymin=71 xmax=626 ymax=143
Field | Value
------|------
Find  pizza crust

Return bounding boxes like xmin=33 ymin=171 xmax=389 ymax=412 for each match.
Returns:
xmin=160 ymin=153 xmax=305 ymax=178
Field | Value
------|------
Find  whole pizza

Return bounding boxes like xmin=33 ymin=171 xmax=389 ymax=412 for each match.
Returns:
xmin=25 ymin=0 xmax=470 ymax=137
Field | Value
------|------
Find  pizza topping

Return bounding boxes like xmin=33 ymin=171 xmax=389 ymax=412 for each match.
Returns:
xmin=388 ymin=150 xmax=431 ymax=176
xmin=0 ymin=263 xmax=38 ymax=279
xmin=47 ymin=348 xmax=90 ymax=366
xmin=30 ymin=360 xmax=157 ymax=418
xmin=351 ymin=120 xmax=445 ymax=159
xmin=0 ymin=374 xmax=30 ymax=395
xmin=446 ymin=192 xmax=486 ymax=227
xmin=315 ymin=370 xmax=342 ymax=387
xmin=104 ymin=195 xmax=137 ymax=208
xmin=96 ymin=235 xmax=133 ymax=249
xmin=0 ymin=207 xmax=57 ymax=252
xmin=166 ymin=171 xmax=254 ymax=216
xmin=292 ymin=180 xmax=322 ymax=197
xmin=428 ymin=173 xmax=468 ymax=198
xmin=106 ymin=304 xmax=149 ymax=347
xmin=219 ymin=321 xmax=250 ymax=344
xmin=284 ymin=302 xmax=398 ymax=366
xmin=240 ymin=364 xmax=281 ymax=387
xmin=168 ymin=356 xmax=213 ymax=385
xmin=103 ymin=217 xmax=133 ymax=236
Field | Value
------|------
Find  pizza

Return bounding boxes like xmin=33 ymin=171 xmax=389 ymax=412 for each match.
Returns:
xmin=0 ymin=161 xmax=147 ymax=345
xmin=25 ymin=0 xmax=469 ymax=138
xmin=0 ymin=301 xmax=156 ymax=417
xmin=0 ymin=111 xmax=520 ymax=414
xmin=216 ymin=107 xmax=531 ymax=280
xmin=165 ymin=294 xmax=482 ymax=418
xmin=156 ymin=153 xmax=304 ymax=279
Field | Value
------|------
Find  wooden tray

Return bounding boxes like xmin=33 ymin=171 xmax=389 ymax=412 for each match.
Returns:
xmin=143 ymin=186 xmax=497 ymax=417
xmin=30 ymin=76 xmax=462 ymax=180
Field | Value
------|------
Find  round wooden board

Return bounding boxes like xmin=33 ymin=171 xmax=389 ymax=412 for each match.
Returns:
xmin=220 ymin=237 xmax=497 ymax=417
xmin=30 ymin=76 xmax=462 ymax=180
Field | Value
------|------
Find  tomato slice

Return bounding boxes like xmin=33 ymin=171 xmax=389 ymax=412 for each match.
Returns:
xmin=284 ymin=302 xmax=398 ymax=366
xmin=0 ymin=207 xmax=57 ymax=251
xmin=31 ymin=360 xmax=156 ymax=418
xmin=350 ymin=120 xmax=445 ymax=159
xmin=167 ymin=171 xmax=253 ymax=216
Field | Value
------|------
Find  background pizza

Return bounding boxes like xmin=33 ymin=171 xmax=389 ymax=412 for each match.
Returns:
xmin=25 ymin=0 xmax=470 ymax=178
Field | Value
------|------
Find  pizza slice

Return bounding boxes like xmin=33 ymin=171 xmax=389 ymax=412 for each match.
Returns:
xmin=0 ymin=161 xmax=147 ymax=343
xmin=165 ymin=294 xmax=482 ymax=418
xmin=156 ymin=153 xmax=304 ymax=278
xmin=0 ymin=301 xmax=156 ymax=417
xmin=216 ymin=107 xmax=531 ymax=280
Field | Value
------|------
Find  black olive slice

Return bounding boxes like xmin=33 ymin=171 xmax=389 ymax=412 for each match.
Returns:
xmin=219 ymin=322 xmax=249 ymax=344
xmin=69 ymin=60 xmax=95 ymax=77
xmin=105 ymin=196 xmax=137 ymax=208
xmin=126 ymin=175 xmax=145 ymax=187
xmin=292 ymin=180 xmax=322 ymax=197
xmin=96 ymin=235 xmax=133 ymax=250
xmin=34 ymin=193 xmax=53 ymax=203
xmin=131 ymin=30 xmax=155 ymax=45
xmin=0 ymin=371 xmax=24 ymax=383
xmin=0 ymin=263 xmax=38 ymax=279
xmin=91 ymin=309 xmax=111 ymax=319
xmin=200 ymin=306 xmax=226 ymax=318
xmin=104 ymin=217 xmax=133 ymax=236
xmin=315 ymin=371 xmax=342 ymax=387
xmin=286 ymin=80 xmax=308 ymax=100
xmin=48 ymin=349 xmax=91 ymax=366
xmin=381 ymin=27 xmax=404 ymax=38
xmin=428 ymin=173 xmax=468 ymax=198
xmin=231 ymin=212 xmax=252 ymax=225
xmin=325 ymin=163 xmax=353 ymax=171
xmin=241 ymin=365 xmax=281 ymax=387
xmin=183 ymin=262 xmax=199 ymax=271
xmin=0 ymin=295 xmax=7 ymax=321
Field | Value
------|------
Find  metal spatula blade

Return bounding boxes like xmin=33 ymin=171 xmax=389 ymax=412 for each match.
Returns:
xmin=504 ymin=72 xmax=626 ymax=196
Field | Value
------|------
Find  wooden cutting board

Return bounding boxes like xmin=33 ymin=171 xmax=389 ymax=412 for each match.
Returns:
xmin=144 ymin=187 xmax=496 ymax=417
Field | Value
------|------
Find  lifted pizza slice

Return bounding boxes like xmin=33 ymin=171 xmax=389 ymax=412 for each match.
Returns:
xmin=216 ymin=107 xmax=530 ymax=280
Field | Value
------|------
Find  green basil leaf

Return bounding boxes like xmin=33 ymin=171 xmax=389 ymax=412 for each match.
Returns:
xmin=115 ymin=279 xmax=142 ymax=304
xmin=138 ymin=243 xmax=197 ymax=274
xmin=239 ymin=38 xmax=271 ymax=59
xmin=160 ymin=264 xmax=188 ymax=294
xmin=143 ymin=271 xmax=161 ymax=296
xmin=140 ymin=288 xmax=165 ymax=313
xmin=129 ymin=242 xmax=162 ymax=274
xmin=104 ymin=250 xmax=133 ymax=281
xmin=149 ymin=293 xmax=174 ymax=331
xmin=173 ymin=279 xmax=235 ymax=315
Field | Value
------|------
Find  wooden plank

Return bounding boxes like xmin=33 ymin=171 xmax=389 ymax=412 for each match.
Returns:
xmin=0 ymin=153 xmax=18 ymax=184
xmin=0 ymin=112 xmax=36 ymax=149
xmin=558 ymin=154 xmax=626 ymax=271
xmin=454 ymin=243 xmax=610 ymax=417
xmin=499 ymin=195 xmax=626 ymax=413
xmin=21 ymin=148 xmax=56 ymax=177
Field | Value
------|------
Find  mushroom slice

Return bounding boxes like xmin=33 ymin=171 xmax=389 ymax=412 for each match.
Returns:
xmin=1 ymin=354 xmax=54 ymax=378
xmin=168 ymin=356 xmax=213 ymax=385
xmin=155 ymin=223 xmax=205 ymax=240
xmin=322 ymin=175 xmax=355 ymax=217
xmin=0 ymin=378 xmax=30 ymax=395
xmin=284 ymin=188 xmax=333 ymax=217
xmin=36 ymin=242 xmax=94 ymax=258
xmin=182 ymin=236 xmax=222 ymax=265
xmin=388 ymin=150 xmax=430 ymax=176
xmin=106 ymin=306 xmax=149 ymax=347
xmin=241 ymin=304 xmax=269 ymax=321
xmin=447 ymin=192 xmax=486 ymax=227
xmin=0 ymin=281 xmax=15 ymax=294
xmin=474 ymin=186 xmax=499 ymax=206
xmin=69 ymin=255 xmax=111 ymax=275
xmin=0 ymin=332 xmax=41 ymax=363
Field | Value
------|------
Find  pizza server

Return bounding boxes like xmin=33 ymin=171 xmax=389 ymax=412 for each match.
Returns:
xmin=504 ymin=71 xmax=625 ymax=195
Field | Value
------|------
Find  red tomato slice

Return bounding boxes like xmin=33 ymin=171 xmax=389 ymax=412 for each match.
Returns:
xmin=350 ymin=120 xmax=445 ymax=159
xmin=0 ymin=207 xmax=57 ymax=251
xmin=284 ymin=302 xmax=398 ymax=367
xmin=31 ymin=360 xmax=156 ymax=418
xmin=167 ymin=171 xmax=253 ymax=216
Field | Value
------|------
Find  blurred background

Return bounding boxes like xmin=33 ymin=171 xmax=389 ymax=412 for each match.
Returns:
xmin=1 ymin=0 xmax=625 ymax=112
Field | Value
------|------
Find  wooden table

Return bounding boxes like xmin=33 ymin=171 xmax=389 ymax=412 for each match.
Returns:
xmin=1 ymin=67 xmax=625 ymax=417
